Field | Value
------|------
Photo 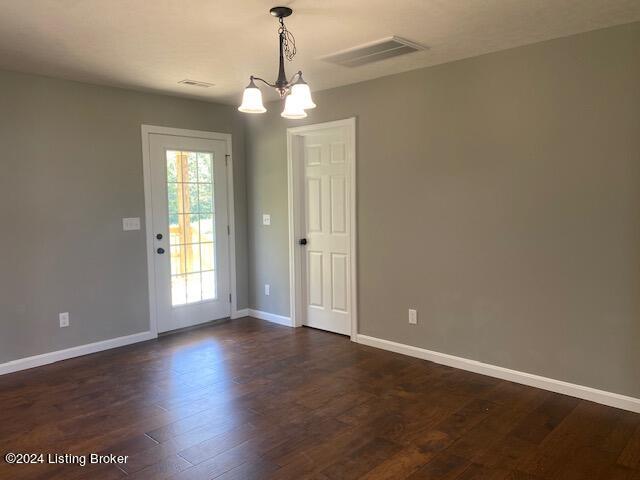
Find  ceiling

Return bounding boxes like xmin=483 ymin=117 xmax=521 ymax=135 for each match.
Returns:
xmin=0 ymin=0 xmax=638 ymax=105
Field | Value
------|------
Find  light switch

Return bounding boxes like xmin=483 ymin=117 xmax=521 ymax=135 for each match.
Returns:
xmin=122 ymin=217 xmax=141 ymax=231
xmin=262 ymin=214 xmax=271 ymax=226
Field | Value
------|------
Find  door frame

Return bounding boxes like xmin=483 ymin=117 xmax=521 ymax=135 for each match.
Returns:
xmin=141 ymin=125 xmax=238 ymax=336
xmin=286 ymin=117 xmax=358 ymax=340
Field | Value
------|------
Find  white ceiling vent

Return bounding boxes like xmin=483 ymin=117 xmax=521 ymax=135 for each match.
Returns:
xmin=178 ymin=79 xmax=214 ymax=88
xmin=321 ymin=36 xmax=427 ymax=68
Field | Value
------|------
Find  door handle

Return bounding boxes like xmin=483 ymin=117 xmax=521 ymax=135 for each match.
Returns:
xmin=157 ymin=248 xmax=165 ymax=254
xmin=156 ymin=233 xmax=163 ymax=240
xmin=299 ymin=238 xmax=308 ymax=245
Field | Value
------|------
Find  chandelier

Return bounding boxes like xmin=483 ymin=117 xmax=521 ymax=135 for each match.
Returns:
xmin=238 ymin=6 xmax=315 ymax=119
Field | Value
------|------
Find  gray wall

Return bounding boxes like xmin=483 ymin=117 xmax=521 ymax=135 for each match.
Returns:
xmin=245 ymin=22 xmax=640 ymax=398
xmin=0 ymin=70 xmax=248 ymax=363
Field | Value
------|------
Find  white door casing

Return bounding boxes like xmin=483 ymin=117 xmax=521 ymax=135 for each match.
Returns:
xmin=142 ymin=126 xmax=237 ymax=335
xmin=287 ymin=118 xmax=357 ymax=339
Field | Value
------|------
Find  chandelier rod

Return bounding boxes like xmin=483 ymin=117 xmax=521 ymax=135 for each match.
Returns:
xmin=275 ymin=20 xmax=287 ymax=95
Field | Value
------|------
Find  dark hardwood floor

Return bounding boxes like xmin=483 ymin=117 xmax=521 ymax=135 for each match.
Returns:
xmin=1 ymin=317 xmax=639 ymax=480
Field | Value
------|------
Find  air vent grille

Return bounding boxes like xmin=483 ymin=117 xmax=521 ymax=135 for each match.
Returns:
xmin=321 ymin=36 xmax=426 ymax=67
xmin=178 ymin=79 xmax=214 ymax=88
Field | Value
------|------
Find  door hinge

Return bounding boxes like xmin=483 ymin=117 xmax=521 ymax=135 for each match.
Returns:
xmin=229 ymin=293 xmax=232 ymax=303
xmin=225 ymin=154 xmax=230 ymax=166
xmin=227 ymin=225 xmax=230 ymax=235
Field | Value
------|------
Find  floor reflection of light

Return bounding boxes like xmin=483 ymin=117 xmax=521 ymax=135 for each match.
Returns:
xmin=157 ymin=337 xmax=245 ymax=426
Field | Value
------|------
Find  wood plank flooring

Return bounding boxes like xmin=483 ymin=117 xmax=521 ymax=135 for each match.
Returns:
xmin=0 ymin=317 xmax=638 ymax=479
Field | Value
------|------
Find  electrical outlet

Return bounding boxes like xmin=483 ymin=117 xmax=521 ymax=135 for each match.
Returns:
xmin=262 ymin=214 xmax=271 ymax=226
xmin=408 ymin=309 xmax=417 ymax=325
xmin=265 ymin=284 xmax=270 ymax=296
xmin=59 ymin=312 xmax=70 ymax=328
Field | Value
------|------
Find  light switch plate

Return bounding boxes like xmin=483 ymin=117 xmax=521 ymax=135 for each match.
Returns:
xmin=265 ymin=284 xmax=270 ymax=296
xmin=262 ymin=214 xmax=271 ymax=226
xmin=122 ymin=217 xmax=141 ymax=231
xmin=408 ymin=309 xmax=418 ymax=325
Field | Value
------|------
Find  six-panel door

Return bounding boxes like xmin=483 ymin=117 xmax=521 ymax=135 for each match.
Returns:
xmin=303 ymin=128 xmax=350 ymax=335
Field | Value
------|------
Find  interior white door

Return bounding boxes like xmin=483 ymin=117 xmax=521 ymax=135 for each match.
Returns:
xmin=149 ymin=133 xmax=230 ymax=333
xmin=302 ymin=128 xmax=351 ymax=335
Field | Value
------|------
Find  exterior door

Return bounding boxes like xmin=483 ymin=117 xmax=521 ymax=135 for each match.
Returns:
xmin=149 ymin=133 xmax=230 ymax=333
xmin=302 ymin=127 xmax=351 ymax=335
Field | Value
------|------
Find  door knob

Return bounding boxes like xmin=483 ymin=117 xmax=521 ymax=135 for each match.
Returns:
xmin=157 ymin=248 xmax=165 ymax=254
xmin=299 ymin=238 xmax=308 ymax=245
xmin=156 ymin=233 xmax=163 ymax=240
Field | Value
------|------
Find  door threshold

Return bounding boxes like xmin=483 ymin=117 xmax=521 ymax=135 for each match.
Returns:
xmin=301 ymin=325 xmax=350 ymax=337
xmin=158 ymin=317 xmax=231 ymax=337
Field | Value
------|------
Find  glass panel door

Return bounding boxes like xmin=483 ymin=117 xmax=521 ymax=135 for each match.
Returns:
xmin=149 ymin=132 xmax=230 ymax=333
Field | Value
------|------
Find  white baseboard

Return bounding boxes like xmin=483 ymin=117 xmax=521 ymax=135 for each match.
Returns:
xmin=231 ymin=308 xmax=250 ymax=319
xmin=0 ymin=331 xmax=157 ymax=376
xmin=248 ymin=309 xmax=293 ymax=327
xmin=356 ymin=334 xmax=640 ymax=414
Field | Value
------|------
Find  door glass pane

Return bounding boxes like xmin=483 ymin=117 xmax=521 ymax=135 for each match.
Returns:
xmin=186 ymin=184 xmax=199 ymax=212
xmin=187 ymin=152 xmax=198 ymax=182
xmin=186 ymin=273 xmax=202 ymax=303
xmin=202 ymin=271 xmax=215 ymax=300
xmin=171 ymin=275 xmax=187 ymax=306
xmin=166 ymin=151 xmax=178 ymax=182
xmin=200 ymin=216 xmax=215 ymax=242
xmin=170 ymin=245 xmax=185 ymax=274
xmin=198 ymin=184 xmax=213 ymax=213
xmin=198 ymin=153 xmax=212 ymax=183
xmin=167 ymin=183 xmax=179 ymax=215
xmin=200 ymin=242 xmax=215 ymax=271
xmin=186 ymin=244 xmax=201 ymax=273
xmin=167 ymin=150 xmax=217 ymax=305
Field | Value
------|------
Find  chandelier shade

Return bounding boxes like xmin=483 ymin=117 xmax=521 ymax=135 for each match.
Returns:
xmin=291 ymin=79 xmax=316 ymax=110
xmin=238 ymin=78 xmax=266 ymax=113
xmin=281 ymin=93 xmax=307 ymax=119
